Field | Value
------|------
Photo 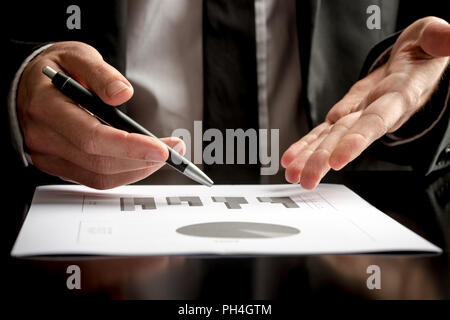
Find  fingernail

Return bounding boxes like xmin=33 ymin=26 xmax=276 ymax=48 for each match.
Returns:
xmin=145 ymin=149 xmax=167 ymax=162
xmin=106 ymin=80 xmax=130 ymax=97
xmin=173 ymin=141 xmax=185 ymax=154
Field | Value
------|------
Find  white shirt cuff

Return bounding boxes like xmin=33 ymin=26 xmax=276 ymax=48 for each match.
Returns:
xmin=7 ymin=43 xmax=54 ymax=167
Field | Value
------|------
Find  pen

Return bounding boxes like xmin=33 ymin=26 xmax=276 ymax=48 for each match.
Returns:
xmin=42 ymin=66 xmax=214 ymax=187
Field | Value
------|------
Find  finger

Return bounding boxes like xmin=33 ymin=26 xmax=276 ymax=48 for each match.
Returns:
xmin=29 ymin=95 xmax=175 ymax=161
xmin=281 ymin=122 xmax=330 ymax=168
xmin=51 ymin=42 xmax=134 ymax=106
xmin=419 ymin=20 xmax=450 ymax=58
xmin=300 ymin=112 xmax=361 ymax=189
xmin=32 ymin=153 xmax=166 ymax=190
xmin=285 ymin=131 xmax=329 ymax=184
xmin=25 ymin=124 xmax=184 ymax=174
xmin=329 ymin=92 xmax=406 ymax=170
xmin=28 ymin=129 xmax=161 ymax=175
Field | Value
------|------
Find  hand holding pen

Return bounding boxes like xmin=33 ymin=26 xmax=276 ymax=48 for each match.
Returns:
xmin=17 ymin=41 xmax=212 ymax=189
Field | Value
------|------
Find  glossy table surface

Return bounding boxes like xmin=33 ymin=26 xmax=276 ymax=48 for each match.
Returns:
xmin=3 ymin=168 xmax=450 ymax=300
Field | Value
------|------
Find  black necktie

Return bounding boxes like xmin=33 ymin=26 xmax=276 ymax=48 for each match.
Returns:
xmin=203 ymin=0 xmax=260 ymax=184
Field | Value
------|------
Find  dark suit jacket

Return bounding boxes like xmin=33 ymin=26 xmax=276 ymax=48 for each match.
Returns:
xmin=3 ymin=0 xmax=450 ymax=186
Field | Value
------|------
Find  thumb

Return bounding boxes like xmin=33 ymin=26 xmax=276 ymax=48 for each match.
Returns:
xmin=55 ymin=42 xmax=133 ymax=106
xmin=419 ymin=19 xmax=450 ymax=58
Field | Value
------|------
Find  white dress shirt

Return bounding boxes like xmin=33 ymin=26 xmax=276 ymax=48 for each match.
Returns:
xmin=9 ymin=0 xmax=308 ymax=182
xmin=126 ymin=0 xmax=308 ymax=167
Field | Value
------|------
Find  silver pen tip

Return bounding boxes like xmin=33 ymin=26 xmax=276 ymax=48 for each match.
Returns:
xmin=183 ymin=164 xmax=214 ymax=187
xmin=203 ymin=177 xmax=214 ymax=187
xmin=42 ymin=66 xmax=57 ymax=79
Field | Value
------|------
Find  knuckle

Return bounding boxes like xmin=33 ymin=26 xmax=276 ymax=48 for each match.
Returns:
xmin=350 ymin=80 xmax=368 ymax=93
xmin=57 ymin=42 xmax=104 ymax=67
xmin=327 ymin=108 xmax=343 ymax=123
xmin=292 ymin=140 xmax=308 ymax=150
xmin=91 ymin=63 xmax=111 ymax=79
xmin=362 ymin=113 xmax=387 ymax=137
xmin=122 ymin=133 xmax=140 ymax=159
xmin=365 ymin=88 xmax=382 ymax=105
xmin=390 ymin=89 xmax=419 ymax=111
xmin=26 ymin=97 xmax=43 ymax=122
xmin=88 ymin=156 xmax=113 ymax=175
xmin=333 ymin=120 xmax=351 ymax=131
xmin=81 ymin=123 xmax=101 ymax=155
xmin=345 ymin=132 xmax=368 ymax=148
xmin=318 ymin=126 xmax=331 ymax=138
xmin=304 ymin=166 xmax=320 ymax=181
xmin=24 ymin=132 xmax=41 ymax=152
xmin=314 ymin=148 xmax=331 ymax=156
xmin=80 ymin=136 xmax=96 ymax=155
xmin=328 ymin=110 xmax=345 ymax=123
xmin=63 ymin=41 xmax=101 ymax=58
xmin=385 ymin=74 xmax=421 ymax=107
xmin=24 ymin=128 xmax=48 ymax=153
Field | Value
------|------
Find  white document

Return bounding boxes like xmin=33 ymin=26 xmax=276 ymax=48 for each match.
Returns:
xmin=11 ymin=184 xmax=441 ymax=256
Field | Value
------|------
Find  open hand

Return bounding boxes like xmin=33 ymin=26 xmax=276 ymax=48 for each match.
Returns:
xmin=282 ymin=17 xmax=450 ymax=189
